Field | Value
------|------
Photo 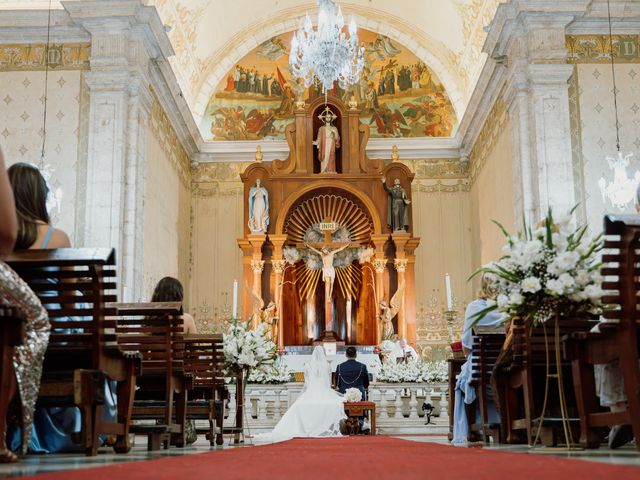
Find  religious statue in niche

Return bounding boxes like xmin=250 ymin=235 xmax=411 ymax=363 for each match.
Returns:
xmin=378 ymin=280 xmax=405 ymax=340
xmin=248 ymin=178 xmax=269 ymax=234
xmin=314 ymin=106 xmax=340 ymax=174
xmin=382 ymin=176 xmax=410 ymax=232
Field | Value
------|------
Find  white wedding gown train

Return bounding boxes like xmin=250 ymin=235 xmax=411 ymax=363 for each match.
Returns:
xmin=254 ymin=347 xmax=346 ymax=443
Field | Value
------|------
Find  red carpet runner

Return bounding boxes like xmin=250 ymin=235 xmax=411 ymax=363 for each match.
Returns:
xmin=22 ymin=437 xmax=640 ymax=480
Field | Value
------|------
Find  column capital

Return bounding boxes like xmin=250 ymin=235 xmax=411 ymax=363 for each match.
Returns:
xmin=250 ymin=259 xmax=265 ymax=274
xmin=372 ymin=258 xmax=387 ymax=274
xmin=272 ymin=259 xmax=287 ymax=275
xmin=394 ymin=258 xmax=408 ymax=273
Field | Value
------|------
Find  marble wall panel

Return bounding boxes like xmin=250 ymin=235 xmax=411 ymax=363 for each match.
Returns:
xmin=0 ymin=70 xmax=82 ymax=241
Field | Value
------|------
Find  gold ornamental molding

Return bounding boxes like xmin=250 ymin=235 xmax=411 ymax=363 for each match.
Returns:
xmin=149 ymin=91 xmax=192 ymax=188
xmin=400 ymin=158 xmax=469 ymax=180
xmin=0 ymin=43 xmax=90 ymax=71
xmin=413 ymin=179 xmax=471 ymax=194
xmin=566 ymin=35 xmax=640 ymax=64
xmin=468 ymin=94 xmax=508 ymax=185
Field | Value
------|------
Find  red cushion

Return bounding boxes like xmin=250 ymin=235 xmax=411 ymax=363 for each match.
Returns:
xmin=450 ymin=341 xmax=463 ymax=352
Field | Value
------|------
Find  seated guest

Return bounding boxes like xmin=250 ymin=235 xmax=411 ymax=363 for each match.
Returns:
xmin=7 ymin=162 xmax=115 ymax=454
xmin=0 ymin=153 xmax=50 ymax=463
xmin=151 ymin=276 xmax=197 ymax=334
xmin=452 ymin=273 xmax=506 ymax=446
xmin=335 ymin=346 xmax=369 ymax=399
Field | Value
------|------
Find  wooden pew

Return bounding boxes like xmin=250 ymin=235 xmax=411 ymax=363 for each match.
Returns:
xmin=469 ymin=327 xmax=506 ymax=442
xmin=493 ymin=315 xmax=595 ymax=446
xmin=5 ymin=248 xmax=141 ymax=455
xmin=111 ymin=302 xmax=191 ymax=451
xmin=0 ymin=307 xmax=26 ymax=453
xmin=183 ymin=334 xmax=227 ymax=446
xmin=564 ymin=215 xmax=640 ymax=450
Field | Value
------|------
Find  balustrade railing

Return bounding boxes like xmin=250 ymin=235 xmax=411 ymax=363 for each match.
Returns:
xmin=220 ymin=382 xmax=449 ymax=435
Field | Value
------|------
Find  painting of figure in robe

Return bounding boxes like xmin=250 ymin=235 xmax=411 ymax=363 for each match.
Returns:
xmin=201 ymin=29 xmax=457 ymax=141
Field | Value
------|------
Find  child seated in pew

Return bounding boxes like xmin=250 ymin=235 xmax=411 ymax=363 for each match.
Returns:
xmin=0 ymin=152 xmax=50 ymax=463
xmin=6 ymin=163 xmax=116 ymax=454
xmin=452 ymin=273 xmax=507 ymax=446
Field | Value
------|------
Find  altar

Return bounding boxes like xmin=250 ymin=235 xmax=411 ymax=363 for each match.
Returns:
xmin=281 ymin=345 xmax=382 ymax=375
xmin=238 ymin=92 xmax=420 ymax=348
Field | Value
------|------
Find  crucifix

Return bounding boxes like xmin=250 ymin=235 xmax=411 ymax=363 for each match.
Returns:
xmin=301 ymin=217 xmax=357 ymax=336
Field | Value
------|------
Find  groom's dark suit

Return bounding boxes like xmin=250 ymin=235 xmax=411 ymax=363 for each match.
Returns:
xmin=336 ymin=358 xmax=370 ymax=399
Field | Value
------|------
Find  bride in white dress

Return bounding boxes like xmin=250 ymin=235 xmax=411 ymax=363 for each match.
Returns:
xmin=255 ymin=346 xmax=346 ymax=442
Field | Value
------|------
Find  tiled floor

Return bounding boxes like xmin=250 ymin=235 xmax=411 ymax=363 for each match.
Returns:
xmin=1 ymin=434 xmax=639 ymax=477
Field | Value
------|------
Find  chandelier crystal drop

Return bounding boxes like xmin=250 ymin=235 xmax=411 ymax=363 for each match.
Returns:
xmin=289 ymin=0 xmax=365 ymax=99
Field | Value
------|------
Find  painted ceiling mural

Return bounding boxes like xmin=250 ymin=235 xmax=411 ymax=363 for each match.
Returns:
xmin=201 ymin=29 xmax=458 ymax=141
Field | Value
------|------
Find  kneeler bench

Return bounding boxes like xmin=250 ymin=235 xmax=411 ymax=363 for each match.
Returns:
xmin=343 ymin=401 xmax=376 ymax=435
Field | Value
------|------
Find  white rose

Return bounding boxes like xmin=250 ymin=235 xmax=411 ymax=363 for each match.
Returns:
xmin=497 ymin=294 xmax=509 ymax=309
xmin=575 ymin=270 xmax=590 ymax=286
xmin=558 ymin=273 xmax=576 ymax=289
xmin=509 ymin=292 xmax=524 ymax=306
xmin=546 ymin=279 xmax=565 ymax=296
xmin=522 ymin=277 xmax=542 ymax=294
xmin=584 ymin=284 xmax=603 ymax=300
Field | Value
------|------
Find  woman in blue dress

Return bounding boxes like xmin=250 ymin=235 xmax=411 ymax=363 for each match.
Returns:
xmin=452 ymin=273 xmax=507 ymax=445
xmin=7 ymin=163 xmax=116 ymax=454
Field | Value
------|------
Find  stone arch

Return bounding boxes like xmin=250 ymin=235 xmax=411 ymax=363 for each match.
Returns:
xmin=192 ymin=6 xmax=465 ymax=127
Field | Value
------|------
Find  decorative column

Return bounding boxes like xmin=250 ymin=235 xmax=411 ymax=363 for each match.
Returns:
xmin=66 ymin=1 xmax=174 ymax=302
xmin=249 ymin=259 xmax=265 ymax=329
xmin=272 ymin=259 xmax=287 ymax=348
xmin=393 ymin=258 xmax=408 ymax=340
xmin=242 ymin=234 xmax=267 ymax=321
xmin=485 ymin=3 xmax=584 ymax=225
xmin=372 ymin=258 xmax=386 ymax=345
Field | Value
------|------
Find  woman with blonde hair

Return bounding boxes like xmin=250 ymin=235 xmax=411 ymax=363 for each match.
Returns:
xmin=452 ymin=272 xmax=506 ymax=445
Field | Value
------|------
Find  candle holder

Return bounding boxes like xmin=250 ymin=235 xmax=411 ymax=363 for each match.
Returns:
xmin=443 ymin=309 xmax=458 ymax=344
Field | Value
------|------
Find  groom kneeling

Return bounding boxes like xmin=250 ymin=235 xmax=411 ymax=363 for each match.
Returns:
xmin=336 ymin=347 xmax=370 ymax=433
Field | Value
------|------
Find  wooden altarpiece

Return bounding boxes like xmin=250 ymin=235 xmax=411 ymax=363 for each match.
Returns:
xmin=238 ymin=94 xmax=420 ymax=347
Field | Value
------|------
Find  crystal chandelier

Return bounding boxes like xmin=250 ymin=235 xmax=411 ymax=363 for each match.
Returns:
xmin=289 ymin=0 xmax=365 ymax=100
xmin=598 ymin=0 xmax=638 ymax=211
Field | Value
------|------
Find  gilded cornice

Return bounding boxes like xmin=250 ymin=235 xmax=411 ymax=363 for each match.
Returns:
xmin=566 ymin=34 xmax=640 ymax=64
xmin=0 ymin=43 xmax=90 ymax=71
xmin=412 ymin=179 xmax=471 ymax=194
xmin=400 ymin=158 xmax=469 ymax=180
xmin=191 ymin=161 xmax=250 ymax=198
xmin=467 ymin=95 xmax=508 ymax=185
xmin=149 ymin=91 xmax=192 ymax=188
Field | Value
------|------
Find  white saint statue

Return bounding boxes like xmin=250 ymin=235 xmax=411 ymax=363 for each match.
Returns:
xmin=313 ymin=107 xmax=340 ymax=174
xmin=248 ymin=179 xmax=269 ymax=234
xmin=305 ymin=243 xmax=350 ymax=301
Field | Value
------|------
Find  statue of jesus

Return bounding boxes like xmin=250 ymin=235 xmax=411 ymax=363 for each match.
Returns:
xmin=304 ymin=243 xmax=350 ymax=301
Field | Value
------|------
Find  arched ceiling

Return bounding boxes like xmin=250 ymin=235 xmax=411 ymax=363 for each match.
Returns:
xmin=1 ymin=0 xmax=507 ymax=133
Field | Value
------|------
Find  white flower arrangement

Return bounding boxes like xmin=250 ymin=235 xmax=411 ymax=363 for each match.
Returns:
xmin=421 ymin=361 xmax=448 ymax=383
xmin=223 ymin=319 xmax=276 ymax=373
xmin=376 ymin=361 xmax=424 ymax=383
xmin=247 ymin=359 xmax=293 ymax=384
xmin=473 ymin=208 xmax=603 ymax=326
xmin=344 ymin=388 xmax=363 ymax=402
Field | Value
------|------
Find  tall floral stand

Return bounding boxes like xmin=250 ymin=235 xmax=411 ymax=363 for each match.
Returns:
xmin=532 ymin=315 xmax=582 ymax=451
xmin=231 ymin=369 xmax=254 ymax=445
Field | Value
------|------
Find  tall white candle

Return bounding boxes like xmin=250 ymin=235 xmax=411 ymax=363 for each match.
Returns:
xmin=232 ymin=279 xmax=238 ymax=319
xmin=445 ymin=273 xmax=453 ymax=311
